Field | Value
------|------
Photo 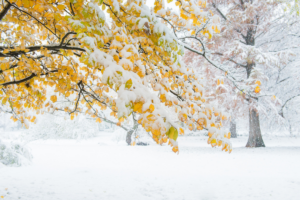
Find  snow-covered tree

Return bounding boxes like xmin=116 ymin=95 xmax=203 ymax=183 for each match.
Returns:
xmin=0 ymin=0 xmax=233 ymax=153
xmin=173 ymin=0 xmax=294 ymax=147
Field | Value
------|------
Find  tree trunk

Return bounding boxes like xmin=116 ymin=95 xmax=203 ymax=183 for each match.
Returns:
xmin=246 ymin=109 xmax=265 ymax=147
xmin=126 ymin=129 xmax=134 ymax=145
xmin=230 ymin=119 xmax=237 ymax=138
xmin=126 ymin=114 xmax=139 ymax=145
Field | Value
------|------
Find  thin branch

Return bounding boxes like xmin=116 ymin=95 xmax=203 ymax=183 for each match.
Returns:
xmin=212 ymin=3 xmax=227 ymax=21
xmin=281 ymin=94 xmax=300 ymax=111
xmin=7 ymin=0 xmax=59 ymax=39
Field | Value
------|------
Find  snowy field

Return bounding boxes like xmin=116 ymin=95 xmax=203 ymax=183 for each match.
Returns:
xmin=1 ymin=133 xmax=300 ymax=200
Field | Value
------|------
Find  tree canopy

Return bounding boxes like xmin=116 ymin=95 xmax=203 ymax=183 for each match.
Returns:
xmin=0 ymin=0 xmax=232 ymax=153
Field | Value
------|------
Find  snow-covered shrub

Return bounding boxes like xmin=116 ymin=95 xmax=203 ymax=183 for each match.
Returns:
xmin=25 ymin=113 xmax=100 ymax=140
xmin=0 ymin=139 xmax=32 ymax=166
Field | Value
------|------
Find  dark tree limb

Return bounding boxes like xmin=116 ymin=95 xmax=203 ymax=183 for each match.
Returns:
xmin=60 ymin=32 xmax=77 ymax=46
xmin=1 ymin=70 xmax=58 ymax=86
xmin=0 ymin=1 xmax=12 ymax=21
xmin=0 ymin=44 xmax=85 ymax=57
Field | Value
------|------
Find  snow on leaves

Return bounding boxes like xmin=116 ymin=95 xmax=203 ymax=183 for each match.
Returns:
xmin=0 ymin=0 xmax=232 ymax=153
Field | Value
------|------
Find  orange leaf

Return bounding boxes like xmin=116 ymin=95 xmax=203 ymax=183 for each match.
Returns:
xmin=255 ymin=80 xmax=261 ymax=85
xmin=172 ymin=146 xmax=179 ymax=153
xmin=254 ymin=86 xmax=260 ymax=93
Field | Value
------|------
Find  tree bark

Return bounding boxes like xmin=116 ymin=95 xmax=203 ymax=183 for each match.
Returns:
xmin=126 ymin=114 xmax=139 ymax=145
xmin=230 ymin=119 xmax=237 ymax=138
xmin=246 ymin=109 xmax=265 ymax=147
xmin=126 ymin=129 xmax=134 ymax=145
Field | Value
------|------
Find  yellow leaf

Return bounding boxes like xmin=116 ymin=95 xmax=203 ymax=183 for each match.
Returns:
xmin=184 ymin=75 xmax=188 ymax=81
xmin=179 ymin=127 xmax=184 ymax=135
xmin=131 ymin=141 xmax=136 ymax=146
xmin=146 ymin=114 xmax=156 ymax=121
xmin=119 ymin=117 xmax=124 ymax=122
xmin=125 ymin=79 xmax=132 ymax=89
xmin=116 ymin=35 xmax=123 ymax=42
xmin=149 ymin=104 xmax=155 ymax=112
xmin=50 ymin=95 xmax=57 ymax=103
xmin=57 ymin=5 xmax=65 ymax=10
xmin=188 ymin=124 xmax=193 ymax=131
xmin=255 ymin=80 xmax=261 ymax=85
xmin=3 ymin=49 xmax=9 ymax=54
xmin=162 ymin=137 xmax=168 ymax=143
xmin=217 ymin=140 xmax=222 ymax=147
xmin=133 ymin=102 xmax=143 ymax=113
xmin=65 ymin=91 xmax=70 ymax=97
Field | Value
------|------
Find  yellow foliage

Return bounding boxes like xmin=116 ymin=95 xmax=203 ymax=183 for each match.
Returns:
xmin=0 ymin=0 xmax=230 ymax=154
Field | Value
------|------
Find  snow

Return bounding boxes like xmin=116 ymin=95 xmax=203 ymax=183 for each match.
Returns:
xmin=1 ymin=133 xmax=300 ymax=200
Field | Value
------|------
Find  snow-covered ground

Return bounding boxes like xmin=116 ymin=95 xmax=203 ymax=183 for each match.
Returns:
xmin=1 ymin=133 xmax=300 ymax=200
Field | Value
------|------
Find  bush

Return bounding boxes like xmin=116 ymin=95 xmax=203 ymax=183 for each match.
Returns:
xmin=0 ymin=139 xmax=32 ymax=166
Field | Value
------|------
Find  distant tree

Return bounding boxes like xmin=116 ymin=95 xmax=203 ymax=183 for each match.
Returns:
xmin=166 ymin=0 xmax=293 ymax=147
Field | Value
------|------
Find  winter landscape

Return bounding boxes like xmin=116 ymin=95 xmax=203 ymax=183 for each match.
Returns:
xmin=1 ymin=0 xmax=300 ymax=199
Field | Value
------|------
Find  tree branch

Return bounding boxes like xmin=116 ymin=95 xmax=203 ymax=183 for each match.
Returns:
xmin=60 ymin=32 xmax=77 ymax=46
xmin=0 ymin=1 xmax=11 ymax=21
xmin=1 ymin=70 xmax=58 ymax=86
xmin=0 ymin=44 xmax=85 ymax=57
xmin=7 ymin=1 xmax=59 ymax=39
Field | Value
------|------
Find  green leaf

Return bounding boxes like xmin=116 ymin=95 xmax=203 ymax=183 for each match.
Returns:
xmin=116 ymin=71 xmax=123 ymax=76
xmin=166 ymin=126 xmax=178 ymax=141
xmin=125 ymin=79 xmax=132 ymax=89
xmin=158 ymin=38 xmax=164 ymax=46
xmin=107 ymin=76 xmax=113 ymax=88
